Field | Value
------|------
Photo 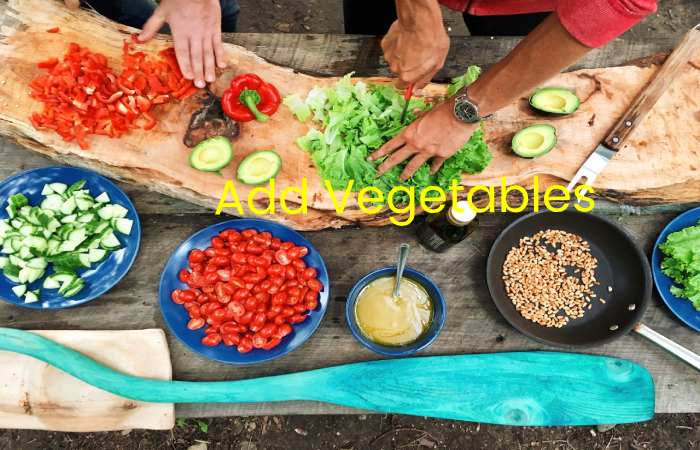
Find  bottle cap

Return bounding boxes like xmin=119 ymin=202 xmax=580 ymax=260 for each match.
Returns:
xmin=449 ymin=201 xmax=477 ymax=224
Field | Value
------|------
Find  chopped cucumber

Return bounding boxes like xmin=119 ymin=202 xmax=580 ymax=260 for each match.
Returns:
xmin=113 ymin=218 xmax=133 ymax=235
xmin=24 ymin=290 xmax=40 ymax=304
xmin=11 ymin=284 xmax=27 ymax=297
xmin=88 ymin=248 xmax=107 ymax=263
xmin=100 ymin=231 xmax=121 ymax=250
xmin=49 ymin=183 xmax=68 ymax=195
xmin=0 ymin=179 xmax=135 ymax=300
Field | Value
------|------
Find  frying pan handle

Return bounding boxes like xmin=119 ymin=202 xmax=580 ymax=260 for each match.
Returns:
xmin=634 ymin=323 xmax=700 ymax=372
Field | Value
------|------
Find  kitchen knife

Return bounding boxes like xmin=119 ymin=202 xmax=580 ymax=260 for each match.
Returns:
xmin=568 ymin=23 xmax=700 ymax=194
xmin=400 ymin=83 xmax=415 ymax=124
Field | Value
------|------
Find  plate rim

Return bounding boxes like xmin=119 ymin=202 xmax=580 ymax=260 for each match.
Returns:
xmin=0 ymin=165 xmax=141 ymax=309
xmin=158 ymin=218 xmax=330 ymax=365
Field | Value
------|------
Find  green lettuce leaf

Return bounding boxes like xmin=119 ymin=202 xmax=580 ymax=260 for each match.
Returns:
xmin=659 ymin=220 xmax=700 ymax=311
xmin=285 ymin=67 xmax=490 ymax=201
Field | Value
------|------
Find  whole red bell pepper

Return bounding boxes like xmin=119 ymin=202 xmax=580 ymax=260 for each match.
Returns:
xmin=221 ymin=73 xmax=281 ymax=123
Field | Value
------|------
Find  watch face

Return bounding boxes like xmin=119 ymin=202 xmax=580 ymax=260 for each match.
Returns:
xmin=454 ymin=95 xmax=480 ymax=123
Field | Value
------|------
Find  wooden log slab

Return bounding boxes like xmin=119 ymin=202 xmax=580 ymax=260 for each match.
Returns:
xmin=1 ymin=0 xmax=699 ymax=230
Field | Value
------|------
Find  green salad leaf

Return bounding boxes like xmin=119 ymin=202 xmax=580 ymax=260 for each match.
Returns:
xmin=659 ymin=220 xmax=700 ymax=311
xmin=287 ymin=67 xmax=490 ymax=203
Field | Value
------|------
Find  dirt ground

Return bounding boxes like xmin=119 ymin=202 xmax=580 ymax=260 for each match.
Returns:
xmin=1 ymin=1 xmax=699 ymax=449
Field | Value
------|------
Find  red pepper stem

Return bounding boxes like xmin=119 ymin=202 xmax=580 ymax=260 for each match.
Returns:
xmin=240 ymin=89 xmax=269 ymax=123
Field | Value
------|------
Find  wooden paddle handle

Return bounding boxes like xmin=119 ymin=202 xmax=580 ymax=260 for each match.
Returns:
xmin=0 ymin=328 xmax=655 ymax=426
xmin=604 ymin=25 xmax=700 ymax=150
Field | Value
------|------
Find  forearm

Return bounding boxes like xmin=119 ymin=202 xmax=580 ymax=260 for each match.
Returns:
xmin=395 ymin=0 xmax=442 ymax=31
xmin=467 ymin=13 xmax=591 ymax=116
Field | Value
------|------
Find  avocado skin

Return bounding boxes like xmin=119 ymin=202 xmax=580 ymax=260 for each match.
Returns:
xmin=529 ymin=87 xmax=580 ymax=115
xmin=511 ymin=124 xmax=557 ymax=159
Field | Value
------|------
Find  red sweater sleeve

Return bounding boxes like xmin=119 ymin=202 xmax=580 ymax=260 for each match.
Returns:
xmin=557 ymin=0 xmax=657 ymax=48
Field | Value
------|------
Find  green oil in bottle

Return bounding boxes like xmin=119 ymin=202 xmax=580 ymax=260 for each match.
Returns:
xmin=416 ymin=200 xmax=478 ymax=253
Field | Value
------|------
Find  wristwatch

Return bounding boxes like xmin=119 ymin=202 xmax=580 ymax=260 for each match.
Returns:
xmin=453 ymin=89 xmax=493 ymax=124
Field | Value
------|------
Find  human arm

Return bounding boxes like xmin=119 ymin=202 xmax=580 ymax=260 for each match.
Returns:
xmin=138 ymin=0 xmax=226 ymax=89
xmin=381 ymin=0 xmax=450 ymax=88
xmin=374 ymin=0 xmax=657 ymax=180
xmin=372 ymin=13 xmax=591 ymax=179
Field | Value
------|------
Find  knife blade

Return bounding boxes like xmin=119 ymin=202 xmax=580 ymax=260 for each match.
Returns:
xmin=400 ymin=83 xmax=415 ymax=124
xmin=568 ymin=23 xmax=700 ymax=195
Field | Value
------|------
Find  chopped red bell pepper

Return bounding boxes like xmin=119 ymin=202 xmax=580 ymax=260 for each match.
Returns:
xmin=46 ymin=27 xmax=60 ymax=33
xmin=28 ymin=39 xmax=200 ymax=148
xmin=221 ymin=73 xmax=281 ymax=123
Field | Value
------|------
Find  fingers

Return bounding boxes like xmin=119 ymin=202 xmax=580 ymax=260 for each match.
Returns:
xmin=203 ymin=37 xmax=216 ymax=83
xmin=173 ymin=33 xmax=193 ymax=80
xmin=369 ymin=133 xmax=406 ymax=161
xmin=400 ymin=153 xmax=430 ymax=180
xmin=430 ymin=157 xmax=447 ymax=174
xmin=64 ymin=0 xmax=80 ymax=10
xmin=377 ymin=146 xmax=417 ymax=176
xmin=189 ymin=37 xmax=205 ymax=88
xmin=139 ymin=8 xmax=166 ymax=42
xmin=213 ymin=30 xmax=226 ymax=69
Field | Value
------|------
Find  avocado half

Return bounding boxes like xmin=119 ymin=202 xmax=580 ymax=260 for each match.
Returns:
xmin=511 ymin=124 xmax=557 ymax=158
xmin=529 ymin=88 xmax=580 ymax=115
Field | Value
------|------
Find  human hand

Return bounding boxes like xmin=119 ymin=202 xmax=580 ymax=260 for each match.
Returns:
xmin=63 ymin=0 xmax=80 ymax=9
xmin=369 ymin=99 xmax=478 ymax=180
xmin=139 ymin=0 xmax=226 ymax=88
xmin=381 ymin=12 xmax=449 ymax=88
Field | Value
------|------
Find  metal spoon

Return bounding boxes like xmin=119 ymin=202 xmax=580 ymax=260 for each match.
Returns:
xmin=393 ymin=243 xmax=410 ymax=299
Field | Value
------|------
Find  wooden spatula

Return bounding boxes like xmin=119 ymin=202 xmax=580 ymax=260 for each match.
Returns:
xmin=0 ymin=327 xmax=654 ymax=426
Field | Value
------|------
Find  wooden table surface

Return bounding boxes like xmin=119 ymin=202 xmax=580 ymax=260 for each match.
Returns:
xmin=1 ymin=32 xmax=699 ymax=419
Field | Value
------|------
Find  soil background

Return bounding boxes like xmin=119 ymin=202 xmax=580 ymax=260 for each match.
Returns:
xmin=1 ymin=0 xmax=699 ymax=449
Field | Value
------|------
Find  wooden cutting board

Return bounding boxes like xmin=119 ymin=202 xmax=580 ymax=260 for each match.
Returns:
xmin=1 ymin=0 xmax=699 ymax=230
xmin=0 ymin=329 xmax=174 ymax=431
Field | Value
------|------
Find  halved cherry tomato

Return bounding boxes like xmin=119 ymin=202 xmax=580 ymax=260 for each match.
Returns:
xmin=202 ymin=333 xmax=222 ymax=347
xmin=187 ymin=318 xmax=205 ymax=330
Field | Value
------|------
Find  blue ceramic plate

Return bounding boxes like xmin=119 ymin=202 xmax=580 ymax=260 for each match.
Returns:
xmin=0 ymin=166 xmax=141 ymax=309
xmin=652 ymin=207 xmax=700 ymax=332
xmin=159 ymin=218 xmax=330 ymax=364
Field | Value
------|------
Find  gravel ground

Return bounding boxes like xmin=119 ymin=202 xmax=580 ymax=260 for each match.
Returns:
xmin=1 ymin=1 xmax=698 ymax=449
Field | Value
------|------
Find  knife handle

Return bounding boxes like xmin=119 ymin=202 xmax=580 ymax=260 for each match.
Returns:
xmin=604 ymin=24 xmax=700 ymax=150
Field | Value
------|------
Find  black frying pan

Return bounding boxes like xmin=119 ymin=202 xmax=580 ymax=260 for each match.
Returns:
xmin=486 ymin=211 xmax=700 ymax=370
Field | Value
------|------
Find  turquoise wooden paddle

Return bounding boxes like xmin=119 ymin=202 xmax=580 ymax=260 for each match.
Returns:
xmin=0 ymin=328 xmax=654 ymax=426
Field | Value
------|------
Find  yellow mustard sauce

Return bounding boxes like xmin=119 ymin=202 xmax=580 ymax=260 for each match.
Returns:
xmin=354 ymin=276 xmax=432 ymax=346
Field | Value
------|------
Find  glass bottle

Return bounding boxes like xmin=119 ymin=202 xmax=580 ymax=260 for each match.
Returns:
xmin=416 ymin=200 xmax=478 ymax=253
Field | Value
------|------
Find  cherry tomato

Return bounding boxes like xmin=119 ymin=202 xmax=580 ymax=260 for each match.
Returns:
xmin=280 ymin=242 xmax=294 ymax=250
xmin=289 ymin=314 xmax=307 ymax=324
xmin=171 ymin=289 xmax=185 ymax=304
xmin=238 ymin=311 xmax=254 ymax=325
xmin=307 ymin=279 xmax=323 ymax=292
xmin=211 ymin=236 xmax=225 ymax=249
xmin=202 ymin=333 xmax=222 ymax=346
xmin=276 ymin=323 xmax=293 ymax=338
xmin=232 ymin=252 xmax=248 ymax=265
xmin=303 ymin=268 xmax=317 ymax=280
xmin=292 ymin=259 xmax=306 ymax=271
xmin=227 ymin=301 xmax=245 ymax=317
xmin=237 ymin=338 xmax=253 ymax=353
xmin=262 ymin=337 xmax=281 ymax=350
xmin=274 ymin=250 xmax=290 ymax=265
xmin=179 ymin=269 xmax=191 ymax=283
xmin=241 ymin=229 xmax=258 ymax=239
xmin=204 ymin=248 xmax=217 ymax=258
xmin=188 ymin=249 xmax=205 ymax=264
xmin=259 ymin=323 xmax=277 ymax=338
xmin=270 ymin=238 xmax=282 ymax=250
xmin=204 ymin=272 xmax=219 ymax=284
xmin=285 ymin=266 xmax=297 ymax=280
xmin=187 ymin=318 xmax=205 ymax=330
xmin=222 ymin=333 xmax=241 ymax=346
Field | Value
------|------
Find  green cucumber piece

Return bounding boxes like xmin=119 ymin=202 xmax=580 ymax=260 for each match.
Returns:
xmin=49 ymin=183 xmax=68 ymax=195
xmin=100 ymin=231 xmax=121 ymax=250
xmin=11 ymin=284 xmax=27 ymax=297
xmin=94 ymin=192 xmax=110 ymax=203
xmin=24 ymin=290 xmax=40 ymax=304
xmin=113 ymin=218 xmax=133 ymax=235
